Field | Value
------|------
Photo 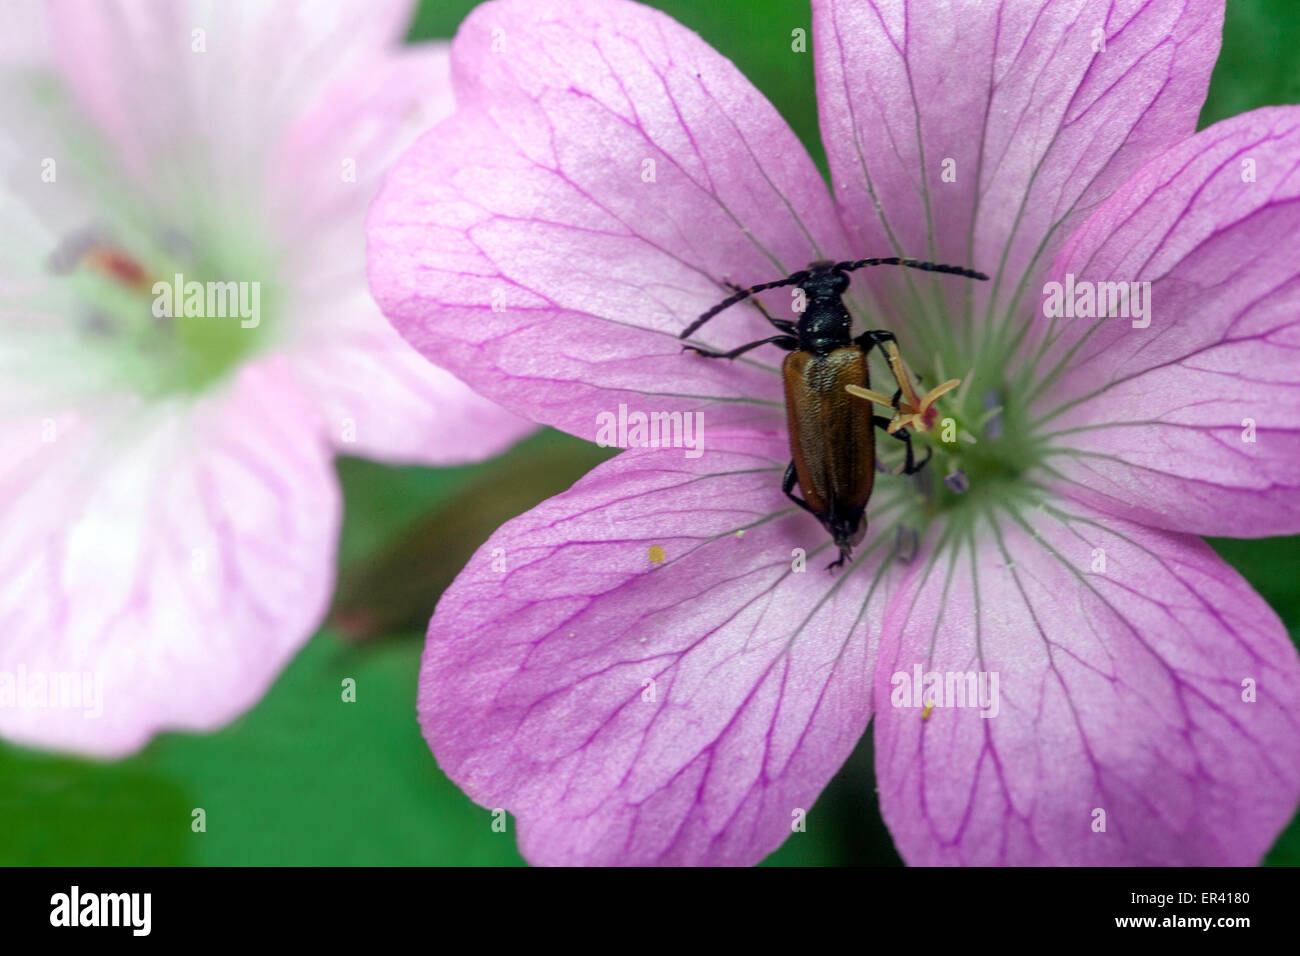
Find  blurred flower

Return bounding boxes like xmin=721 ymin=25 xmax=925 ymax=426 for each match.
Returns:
xmin=369 ymin=0 xmax=1300 ymax=864
xmin=0 ymin=0 xmax=530 ymax=756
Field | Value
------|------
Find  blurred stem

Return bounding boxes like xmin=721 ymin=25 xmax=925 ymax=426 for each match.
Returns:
xmin=330 ymin=430 xmax=613 ymax=642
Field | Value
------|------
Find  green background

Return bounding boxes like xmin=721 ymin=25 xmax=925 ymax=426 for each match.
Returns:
xmin=5 ymin=0 xmax=1299 ymax=866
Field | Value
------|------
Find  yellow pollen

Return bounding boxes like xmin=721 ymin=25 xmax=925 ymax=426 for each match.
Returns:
xmin=922 ymin=700 xmax=934 ymax=720
xmin=648 ymin=545 xmax=666 ymax=563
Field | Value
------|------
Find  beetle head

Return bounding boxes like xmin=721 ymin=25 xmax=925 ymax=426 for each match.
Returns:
xmin=800 ymin=262 xmax=850 ymax=299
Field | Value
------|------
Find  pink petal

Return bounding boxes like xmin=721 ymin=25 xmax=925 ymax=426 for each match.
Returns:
xmin=813 ymin=0 xmax=1221 ymax=340
xmin=1032 ymin=107 xmax=1300 ymax=536
xmin=270 ymin=42 xmax=534 ymax=463
xmin=47 ymin=0 xmax=415 ymax=189
xmin=272 ymin=43 xmax=457 ymax=270
xmin=873 ymin=500 xmax=1300 ymax=865
xmin=419 ymin=435 xmax=907 ymax=865
xmin=368 ymin=0 xmax=849 ymax=439
xmin=0 ymin=363 xmax=340 ymax=756
xmin=286 ymin=293 xmax=533 ymax=464
xmin=0 ymin=1 xmax=51 ymax=69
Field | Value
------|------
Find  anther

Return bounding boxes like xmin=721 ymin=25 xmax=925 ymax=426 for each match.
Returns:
xmin=944 ymin=470 xmax=969 ymax=494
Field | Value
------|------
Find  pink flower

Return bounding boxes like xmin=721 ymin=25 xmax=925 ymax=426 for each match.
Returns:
xmin=0 ymin=0 xmax=530 ymax=756
xmin=368 ymin=0 xmax=1300 ymax=864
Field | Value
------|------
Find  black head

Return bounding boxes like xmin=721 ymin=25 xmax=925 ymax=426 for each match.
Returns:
xmin=800 ymin=261 xmax=850 ymax=300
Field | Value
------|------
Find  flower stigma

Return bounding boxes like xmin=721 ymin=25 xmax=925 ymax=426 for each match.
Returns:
xmin=845 ymin=333 xmax=1048 ymax=534
xmin=43 ymin=199 xmax=280 ymax=398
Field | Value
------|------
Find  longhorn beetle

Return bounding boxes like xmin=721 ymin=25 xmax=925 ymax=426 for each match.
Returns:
xmin=679 ymin=257 xmax=988 ymax=569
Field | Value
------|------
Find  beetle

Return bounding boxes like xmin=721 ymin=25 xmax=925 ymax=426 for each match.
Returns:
xmin=679 ymin=256 xmax=988 ymax=569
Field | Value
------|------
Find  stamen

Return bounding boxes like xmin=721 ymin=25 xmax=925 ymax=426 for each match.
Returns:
xmin=885 ymin=340 xmax=923 ymax=412
xmin=982 ymin=389 xmax=1003 ymax=440
xmin=846 ymin=340 xmax=961 ymax=434
xmin=895 ymin=525 xmax=919 ymax=563
xmin=47 ymin=227 xmax=153 ymax=293
xmin=944 ymin=470 xmax=970 ymax=494
xmin=47 ymin=226 xmax=105 ymax=274
xmin=85 ymin=246 xmax=151 ymax=292
xmin=846 ymin=385 xmax=896 ymax=407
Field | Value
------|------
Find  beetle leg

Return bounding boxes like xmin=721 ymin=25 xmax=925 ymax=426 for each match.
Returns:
xmin=873 ymin=416 xmax=931 ymax=475
xmin=826 ymin=549 xmax=851 ymax=571
xmin=725 ymin=281 xmax=796 ymax=334
xmin=853 ymin=328 xmax=897 ymax=360
xmin=782 ymin=460 xmax=817 ymax=515
xmin=683 ymin=334 xmax=799 ymax=360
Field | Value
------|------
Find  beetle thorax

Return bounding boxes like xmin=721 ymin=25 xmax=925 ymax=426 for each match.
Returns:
xmin=797 ymin=296 xmax=853 ymax=354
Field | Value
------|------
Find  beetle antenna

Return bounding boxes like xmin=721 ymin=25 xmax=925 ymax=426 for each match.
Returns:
xmin=834 ymin=257 xmax=988 ymax=281
xmin=680 ymin=273 xmax=806 ymax=339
